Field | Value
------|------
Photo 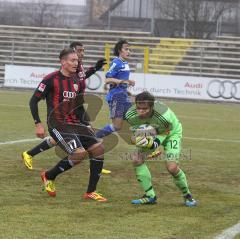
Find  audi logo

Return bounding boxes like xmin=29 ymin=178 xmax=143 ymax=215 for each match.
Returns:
xmin=63 ymin=91 xmax=76 ymax=98
xmin=207 ymin=80 xmax=240 ymax=100
xmin=86 ymin=73 xmax=102 ymax=90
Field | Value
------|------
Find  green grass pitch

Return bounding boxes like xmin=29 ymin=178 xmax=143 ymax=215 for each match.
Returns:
xmin=0 ymin=89 xmax=239 ymax=239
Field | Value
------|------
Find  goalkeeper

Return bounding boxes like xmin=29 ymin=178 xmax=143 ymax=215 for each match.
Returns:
xmin=125 ymin=91 xmax=197 ymax=206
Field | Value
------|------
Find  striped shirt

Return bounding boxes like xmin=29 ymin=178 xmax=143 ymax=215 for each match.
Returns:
xmin=33 ymin=70 xmax=84 ymax=126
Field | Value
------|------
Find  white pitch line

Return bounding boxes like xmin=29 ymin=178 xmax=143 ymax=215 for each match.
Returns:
xmin=0 ymin=138 xmax=40 ymax=145
xmin=184 ymin=136 xmax=240 ymax=144
xmin=215 ymin=222 xmax=240 ymax=239
xmin=178 ymin=115 xmax=240 ymax=122
xmin=1 ymin=136 xmax=240 ymax=146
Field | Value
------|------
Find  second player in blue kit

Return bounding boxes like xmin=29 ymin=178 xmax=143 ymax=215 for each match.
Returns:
xmin=96 ymin=39 xmax=135 ymax=138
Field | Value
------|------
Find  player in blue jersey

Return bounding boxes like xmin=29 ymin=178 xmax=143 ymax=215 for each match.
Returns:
xmin=96 ymin=39 xmax=135 ymax=138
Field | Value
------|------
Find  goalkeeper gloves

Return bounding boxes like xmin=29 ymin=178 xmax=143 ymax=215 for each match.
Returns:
xmin=147 ymin=149 xmax=162 ymax=159
xmin=136 ymin=136 xmax=153 ymax=148
xmin=94 ymin=58 xmax=107 ymax=71
xmin=135 ymin=136 xmax=161 ymax=149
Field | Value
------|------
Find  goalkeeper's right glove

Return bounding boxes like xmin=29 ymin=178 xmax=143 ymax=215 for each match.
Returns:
xmin=135 ymin=136 xmax=161 ymax=149
xmin=135 ymin=136 xmax=154 ymax=149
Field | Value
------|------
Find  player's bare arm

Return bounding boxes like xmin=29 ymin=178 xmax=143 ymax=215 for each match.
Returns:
xmin=105 ymin=78 xmax=135 ymax=86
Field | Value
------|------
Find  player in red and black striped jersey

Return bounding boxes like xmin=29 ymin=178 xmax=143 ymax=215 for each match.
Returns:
xmin=28 ymin=48 xmax=107 ymax=201
xmin=70 ymin=41 xmax=106 ymax=94
xmin=22 ymin=41 xmax=111 ymax=175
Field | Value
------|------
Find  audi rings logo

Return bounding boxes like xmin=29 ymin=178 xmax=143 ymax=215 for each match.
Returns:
xmin=63 ymin=91 xmax=76 ymax=99
xmin=86 ymin=73 xmax=102 ymax=91
xmin=207 ymin=80 xmax=240 ymax=100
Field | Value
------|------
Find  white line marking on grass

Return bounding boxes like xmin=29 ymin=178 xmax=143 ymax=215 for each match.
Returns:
xmin=0 ymin=138 xmax=40 ymax=145
xmin=215 ymin=222 xmax=240 ymax=239
xmin=1 ymin=136 xmax=240 ymax=147
xmin=184 ymin=136 xmax=240 ymax=144
xmin=178 ymin=115 xmax=239 ymax=122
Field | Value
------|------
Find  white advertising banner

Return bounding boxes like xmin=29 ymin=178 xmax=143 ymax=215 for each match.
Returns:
xmin=4 ymin=65 xmax=56 ymax=88
xmin=4 ymin=64 xmax=105 ymax=93
xmin=4 ymin=64 xmax=240 ymax=102
xmin=128 ymin=73 xmax=240 ymax=103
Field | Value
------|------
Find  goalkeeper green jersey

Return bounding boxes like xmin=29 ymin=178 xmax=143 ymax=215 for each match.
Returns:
xmin=125 ymin=101 xmax=182 ymax=137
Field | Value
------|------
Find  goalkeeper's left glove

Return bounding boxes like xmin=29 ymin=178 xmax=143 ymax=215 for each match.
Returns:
xmin=135 ymin=136 xmax=161 ymax=149
xmin=147 ymin=149 xmax=162 ymax=159
xmin=94 ymin=58 xmax=107 ymax=71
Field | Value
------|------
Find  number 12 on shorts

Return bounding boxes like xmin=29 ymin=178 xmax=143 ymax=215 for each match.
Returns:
xmin=169 ymin=140 xmax=178 ymax=149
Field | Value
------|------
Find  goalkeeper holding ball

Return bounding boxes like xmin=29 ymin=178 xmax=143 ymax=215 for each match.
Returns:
xmin=125 ymin=91 xmax=197 ymax=206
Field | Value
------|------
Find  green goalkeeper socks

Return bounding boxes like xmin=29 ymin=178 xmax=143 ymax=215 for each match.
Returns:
xmin=135 ymin=163 xmax=156 ymax=198
xmin=173 ymin=169 xmax=191 ymax=196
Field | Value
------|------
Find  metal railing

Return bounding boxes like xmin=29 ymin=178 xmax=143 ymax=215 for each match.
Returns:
xmin=1 ymin=25 xmax=240 ymax=85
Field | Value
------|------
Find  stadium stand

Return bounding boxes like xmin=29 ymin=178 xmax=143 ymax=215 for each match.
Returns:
xmin=0 ymin=25 xmax=158 ymax=84
xmin=0 ymin=25 xmax=240 ymax=85
xmin=149 ymin=39 xmax=194 ymax=74
xmin=149 ymin=37 xmax=240 ymax=79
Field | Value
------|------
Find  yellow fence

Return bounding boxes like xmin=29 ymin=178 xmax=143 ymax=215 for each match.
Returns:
xmin=149 ymin=38 xmax=194 ymax=74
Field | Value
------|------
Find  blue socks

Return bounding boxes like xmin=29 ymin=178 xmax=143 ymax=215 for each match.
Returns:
xmin=96 ymin=124 xmax=117 ymax=138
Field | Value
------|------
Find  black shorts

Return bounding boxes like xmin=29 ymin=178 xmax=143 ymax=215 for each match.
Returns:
xmin=49 ymin=124 xmax=99 ymax=155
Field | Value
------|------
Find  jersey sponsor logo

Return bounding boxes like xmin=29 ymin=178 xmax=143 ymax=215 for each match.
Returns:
xmin=207 ymin=80 xmax=240 ymax=100
xmin=63 ymin=91 xmax=77 ymax=100
xmin=38 ymin=83 xmax=46 ymax=92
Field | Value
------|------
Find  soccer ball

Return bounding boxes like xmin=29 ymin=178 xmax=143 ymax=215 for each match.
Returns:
xmin=134 ymin=124 xmax=157 ymax=137
xmin=131 ymin=124 xmax=157 ymax=144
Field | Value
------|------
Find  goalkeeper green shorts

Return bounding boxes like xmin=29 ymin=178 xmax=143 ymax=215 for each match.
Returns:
xmin=137 ymin=134 xmax=182 ymax=162
xmin=163 ymin=134 xmax=182 ymax=162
